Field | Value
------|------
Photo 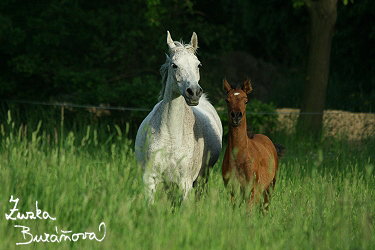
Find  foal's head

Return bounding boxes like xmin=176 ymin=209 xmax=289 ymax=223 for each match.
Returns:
xmin=161 ymin=31 xmax=203 ymax=106
xmin=223 ymin=78 xmax=252 ymax=127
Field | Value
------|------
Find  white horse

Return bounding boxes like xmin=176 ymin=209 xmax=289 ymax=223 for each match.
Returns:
xmin=135 ymin=31 xmax=223 ymax=202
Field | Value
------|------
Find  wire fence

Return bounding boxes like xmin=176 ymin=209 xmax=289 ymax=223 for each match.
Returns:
xmin=2 ymin=99 xmax=375 ymax=141
xmin=1 ymin=99 xmax=375 ymax=159
xmin=3 ymin=100 xmax=152 ymax=112
xmin=4 ymin=99 xmax=375 ymax=115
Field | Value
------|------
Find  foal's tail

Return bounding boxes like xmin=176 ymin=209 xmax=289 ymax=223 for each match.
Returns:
xmin=273 ymin=143 xmax=286 ymax=159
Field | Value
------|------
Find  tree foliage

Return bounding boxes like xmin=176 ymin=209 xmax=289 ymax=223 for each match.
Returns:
xmin=0 ymin=0 xmax=374 ymax=113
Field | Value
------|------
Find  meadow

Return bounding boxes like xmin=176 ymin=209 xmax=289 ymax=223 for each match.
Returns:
xmin=1 ymin=109 xmax=375 ymax=249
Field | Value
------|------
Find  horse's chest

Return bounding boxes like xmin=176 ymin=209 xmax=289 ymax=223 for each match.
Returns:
xmin=228 ymin=147 xmax=249 ymax=165
xmin=149 ymin=131 xmax=201 ymax=158
xmin=148 ymin=118 xmax=203 ymax=169
xmin=224 ymin=147 xmax=254 ymax=178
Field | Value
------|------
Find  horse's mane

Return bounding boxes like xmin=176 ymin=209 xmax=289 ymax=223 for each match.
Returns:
xmin=158 ymin=41 xmax=198 ymax=101
xmin=159 ymin=57 xmax=170 ymax=101
xmin=247 ymin=125 xmax=255 ymax=139
xmin=172 ymin=40 xmax=198 ymax=54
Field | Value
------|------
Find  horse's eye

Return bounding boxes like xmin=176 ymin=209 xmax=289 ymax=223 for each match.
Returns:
xmin=225 ymin=99 xmax=229 ymax=103
xmin=172 ymin=63 xmax=178 ymax=69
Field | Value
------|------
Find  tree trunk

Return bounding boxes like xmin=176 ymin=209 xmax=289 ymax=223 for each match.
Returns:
xmin=297 ymin=0 xmax=338 ymax=137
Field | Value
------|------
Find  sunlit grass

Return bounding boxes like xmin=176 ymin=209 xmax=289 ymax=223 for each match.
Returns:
xmin=1 ymin=111 xmax=374 ymax=249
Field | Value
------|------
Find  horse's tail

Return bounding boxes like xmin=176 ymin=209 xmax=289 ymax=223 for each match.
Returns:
xmin=273 ymin=143 xmax=286 ymax=159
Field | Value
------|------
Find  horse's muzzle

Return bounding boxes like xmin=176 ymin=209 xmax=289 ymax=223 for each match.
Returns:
xmin=231 ymin=111 xmax=243 ymax=126
xmin=185 ymin=86 xmax=203 ymax=106
xmin=185 ymin=97 xmax=200 ymax=106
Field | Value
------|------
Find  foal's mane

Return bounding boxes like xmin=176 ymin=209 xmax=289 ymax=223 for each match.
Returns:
xmin=158 ymin=41 xmax=198 ymax=101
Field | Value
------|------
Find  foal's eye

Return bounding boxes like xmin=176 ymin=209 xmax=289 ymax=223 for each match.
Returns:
xmin=171 ymin=63 xmax=178 ymax=69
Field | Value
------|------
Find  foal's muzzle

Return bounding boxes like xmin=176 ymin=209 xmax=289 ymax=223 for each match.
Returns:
xmin=185 ymin=85 xmax=203 ymax=106
xmin=230 ymin=111 xmax=243 ymax=127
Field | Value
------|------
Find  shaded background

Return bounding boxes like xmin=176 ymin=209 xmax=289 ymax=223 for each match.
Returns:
xmin=1 ymin=0 xmax=374 ymax=131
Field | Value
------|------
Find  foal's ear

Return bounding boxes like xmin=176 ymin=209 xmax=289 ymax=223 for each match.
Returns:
xmin=190 ymin=32 xmax=198 ymax=52
xmin=222 ymin=77 xmax=232 ymax=94
xmin=167 ymin=31 xmax=176 ymax=50
xmin=243 ymin=77 xmax=252 ymax=94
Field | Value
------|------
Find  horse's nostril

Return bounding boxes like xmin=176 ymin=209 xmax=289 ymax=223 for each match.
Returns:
xmin=231 ymin=111 xmax=235 ymax=118
xmin=196 ymin=87 xmax=203 ymax=97
xmin=186 ymin=88 xmax=194 ymax=97
xmin=238 ymin=112 xmax=243 ymax=118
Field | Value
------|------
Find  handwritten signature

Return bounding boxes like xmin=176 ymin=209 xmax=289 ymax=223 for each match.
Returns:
xmin=5 ymin=195 xmax=106 ymax=245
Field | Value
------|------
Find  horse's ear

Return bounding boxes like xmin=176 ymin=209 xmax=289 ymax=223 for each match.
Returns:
xmin=167 ymin=31 xmax=176 ymax=50
xmin=243 ymin=77 xmax=252 ymax=94
xmin=222 ymin=77 xmax=231 ymax=94
xmin=190 ymin=32 xmax=198 ymax=52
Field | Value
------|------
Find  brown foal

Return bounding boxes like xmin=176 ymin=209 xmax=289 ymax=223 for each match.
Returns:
xmin=222 ymin=77 xmax=281 ymax=209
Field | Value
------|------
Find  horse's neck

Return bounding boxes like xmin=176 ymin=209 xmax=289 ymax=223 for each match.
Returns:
xmin=159 ymin=82 xmax=187 ymax=141
xmin=228 ymin=121 xmax=248 ymax=149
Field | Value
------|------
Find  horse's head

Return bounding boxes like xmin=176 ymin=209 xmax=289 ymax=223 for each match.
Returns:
xmin=223 ymin=78 xmax=252 ymax=127
xmin=165 ymin=31 xmax=203 ymax=106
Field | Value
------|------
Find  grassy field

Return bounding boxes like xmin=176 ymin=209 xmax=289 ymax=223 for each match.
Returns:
xmin=1 ymin=111 xmax=375 ymax=249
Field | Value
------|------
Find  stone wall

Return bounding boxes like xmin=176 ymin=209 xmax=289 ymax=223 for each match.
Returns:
xmin=277 ymin=108 xmax=375 ymax=140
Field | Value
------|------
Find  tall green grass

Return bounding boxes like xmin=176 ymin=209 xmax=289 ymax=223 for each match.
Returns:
xmin=1 ymin=110 xmax=374 ymax=249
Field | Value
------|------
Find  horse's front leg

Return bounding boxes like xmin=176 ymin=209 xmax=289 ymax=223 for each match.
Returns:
xmin=181 ymin=179 xmax=193 ymax=201
xmin=143 ymin=170 xmax=159 ymax=204
xmin=263 ymin=177 xmax=276 ymax=210
xmin=223 ymin=177 xmax=236 ymax=204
